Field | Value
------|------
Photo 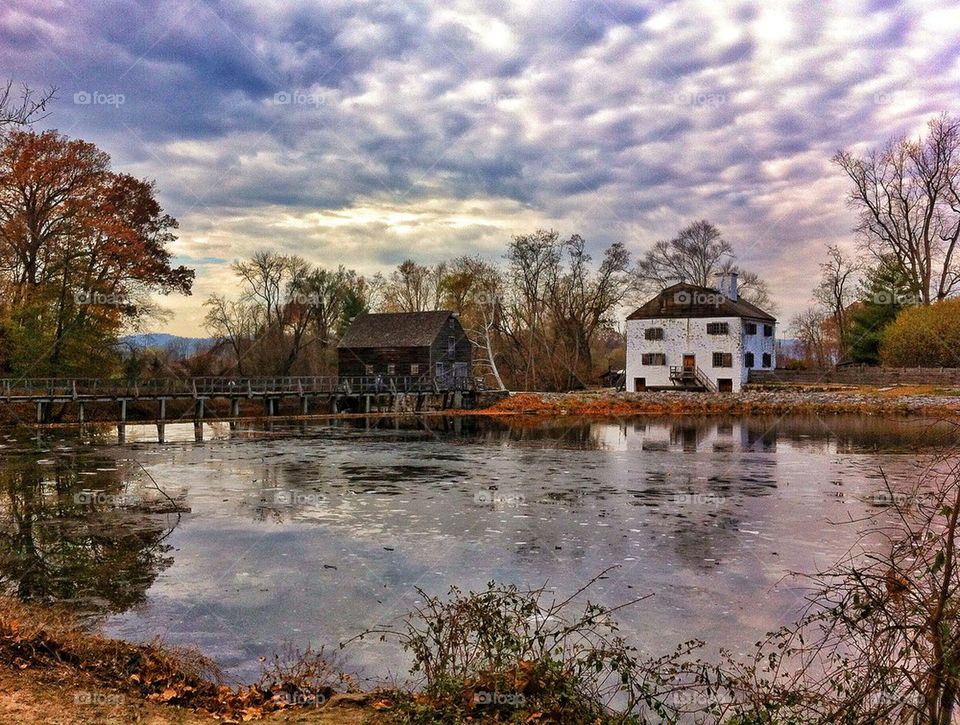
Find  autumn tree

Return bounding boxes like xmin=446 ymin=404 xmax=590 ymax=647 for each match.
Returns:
xmin=0 ymin=130 xmax=193 ymax=376
xmin=880 ymin=298 xmax=960 ymax=368
xmin=835 ymin=114 xmax=960 ymax=304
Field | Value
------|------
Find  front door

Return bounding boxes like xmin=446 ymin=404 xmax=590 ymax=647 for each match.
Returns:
xmin=682 ymin=354 xmax=696 ymax=370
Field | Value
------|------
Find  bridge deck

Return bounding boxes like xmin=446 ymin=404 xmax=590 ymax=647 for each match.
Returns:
xmin=0 ymin=376 xmax=480 ymax=402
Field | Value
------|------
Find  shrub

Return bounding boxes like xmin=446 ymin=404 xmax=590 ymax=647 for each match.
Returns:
xmin=348 ymin=570 xmax=712 ymax=723
xmin=880 ymin=298 xmax=960 ymax=367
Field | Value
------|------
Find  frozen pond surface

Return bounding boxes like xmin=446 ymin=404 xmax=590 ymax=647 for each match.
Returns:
xmin=0 ymin=414 xmax=950 ymax=684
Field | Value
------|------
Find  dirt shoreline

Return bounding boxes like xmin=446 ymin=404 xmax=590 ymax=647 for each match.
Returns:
xmin=0 ymin=597 xmax=381 ymax=724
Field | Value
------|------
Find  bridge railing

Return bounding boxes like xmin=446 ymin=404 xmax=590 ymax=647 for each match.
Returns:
xmin=0 ymin=375 xmax=481 ymax=399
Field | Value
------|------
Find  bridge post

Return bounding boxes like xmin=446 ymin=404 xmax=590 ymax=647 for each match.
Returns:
xmin=118 ymin=399 xmax=126 ymax=443
xmin=78 ymin=401 xmax=85 ymax=425
xmin=230 ymin=397 xmax=240 ymax=430
xmin=301 ymin=396 xmax=309 ymax=415
xmin=36 ymin=401 xmax=44 ymax=424
xmin=363 ymin=395 xmax=370 ymax=413
xmin=157 ymin=399 xmax=165 ymax=443
xmin=453 ymin=391 xmax=462 ymax=409
xmin=193 ymin=398 xmax=204 ymax=441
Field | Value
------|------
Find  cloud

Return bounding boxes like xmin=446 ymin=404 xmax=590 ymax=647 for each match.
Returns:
xmin=1 ymin=0 xmax=958 ymax=334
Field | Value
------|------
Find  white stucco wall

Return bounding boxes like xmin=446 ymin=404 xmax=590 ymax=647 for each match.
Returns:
xmin=625 ymin=316 xmax=776 ymax=392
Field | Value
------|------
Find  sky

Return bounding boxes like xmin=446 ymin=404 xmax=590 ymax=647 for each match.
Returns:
xmin=2 ymin=0 xmax=958 ymax=336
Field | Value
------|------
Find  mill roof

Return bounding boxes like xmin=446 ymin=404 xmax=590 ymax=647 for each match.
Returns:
xmin=337 ymin=311 xmax=456 ymax=348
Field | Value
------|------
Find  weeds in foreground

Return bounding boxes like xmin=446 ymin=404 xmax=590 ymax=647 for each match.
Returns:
xmin=346 ymin=569 xmax=713 ymax=723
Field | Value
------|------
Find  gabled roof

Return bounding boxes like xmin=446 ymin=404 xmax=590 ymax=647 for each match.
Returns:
xmin=626 ymin=283 xmax=776 ymax=322
xmin=337 ymin=310 xmax=455 ymax=348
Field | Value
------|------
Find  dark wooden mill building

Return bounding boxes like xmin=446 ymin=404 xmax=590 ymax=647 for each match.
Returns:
xmin=337 ymin=310 xmax=472 ymax=386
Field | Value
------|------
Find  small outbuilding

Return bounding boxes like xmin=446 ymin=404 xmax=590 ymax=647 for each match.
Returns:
xmin=337 ymin=310 xmax=472 ymax=386
xmin=625 ymin=272 xmax=776 ymax=393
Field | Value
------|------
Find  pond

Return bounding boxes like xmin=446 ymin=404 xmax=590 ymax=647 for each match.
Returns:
xmin=0 ymin=414 xmax=952 ymax=685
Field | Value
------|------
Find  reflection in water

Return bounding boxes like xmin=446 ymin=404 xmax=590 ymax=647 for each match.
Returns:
xmin=0 ymin=415 xmax=949 ymax=682
xmin=0 ymin=443 xmax=183 ymax=618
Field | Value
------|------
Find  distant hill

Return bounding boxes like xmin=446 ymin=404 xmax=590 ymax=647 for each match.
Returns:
xmin=120 ymin=334 xmax=215 ymax=357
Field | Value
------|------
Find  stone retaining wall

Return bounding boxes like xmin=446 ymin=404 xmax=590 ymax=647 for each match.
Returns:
xmin=749 ymin=366 xmax=960 ymax=386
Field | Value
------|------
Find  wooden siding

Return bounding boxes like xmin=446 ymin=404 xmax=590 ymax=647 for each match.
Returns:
xmin=337 ymin=315 xmax=472 ymax=379
xmin=428 ymin=315 xmax=472 ymax=372
xmin=337 ymin=346 xmax=432 ymax=378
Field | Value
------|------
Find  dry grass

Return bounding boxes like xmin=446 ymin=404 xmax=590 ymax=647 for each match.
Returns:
xmin=0 ymin=597 xmax=383 ymax=723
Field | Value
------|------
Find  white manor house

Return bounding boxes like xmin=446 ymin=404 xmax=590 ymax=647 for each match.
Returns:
xmin=625 ymin=272 xmax=776 ymax=393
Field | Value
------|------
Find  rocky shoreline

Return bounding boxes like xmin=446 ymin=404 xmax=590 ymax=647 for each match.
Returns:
xmin=476 ymin=386 xmax=960 ymax=418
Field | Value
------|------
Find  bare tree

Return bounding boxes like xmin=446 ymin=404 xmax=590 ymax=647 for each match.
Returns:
xmin=382 ymin=260 xmax=446 ymax=312
xmin=834 ymin=114 xmax=960 ymax=304
xmin=812 ymin=244 xmax=860 ymax=358
xmin=501 ymin=230 xmax=563 ymax=389
xmin=233 ymin=251 xmax=296 ymax=329
xmin=442 ymin=256 xmax=506 ymax=390
xmin=634 ymin=220 xmax=733 ymax=293
xmin=501 ymin=231 xmax=629 ymax=390
xmin=790 ymin=307 xmax=831 ymax=368
xmin=203 ymin=294 xmax=261 ymax=375
xmin=633 ymin=220 xmax=774 ymax=308
xmin=0 ymin=81 xmax=55 ymax=128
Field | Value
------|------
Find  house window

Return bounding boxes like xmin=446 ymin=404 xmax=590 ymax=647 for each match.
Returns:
xmin=706 ymin=322 xmax=729 ymax=335
xmin=449 ymin=317 xmax=456 ymax=329
xmin=410 ymin=363 xmax=420 ymax=375
xmin=763 ymin=324 xmax=773 ymax=337
xmin=712 ymin=352 xmax=732 ymax=368
xmin=644 ymin=327 xmax=664 ymax=340
xmin=364 ymin=364 xmax=374 ymax=375
xmin=762 ymin=353 xmax=772 ymax=368
xmin=744 ymin=352 xmax=755 ymax=368
xmin=744 ymin=322 xmax=757 ymax=335
xmin=641 ymin=353 xmax=666 ymax=366
xmin=387 ymin=364 xmax=396 ymax=375
xmin=447 ymin=335 xmax=456 ymax=356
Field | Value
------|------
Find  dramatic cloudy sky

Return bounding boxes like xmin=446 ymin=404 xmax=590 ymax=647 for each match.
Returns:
xmin=2 ymin=0 xmax=958 ymax=335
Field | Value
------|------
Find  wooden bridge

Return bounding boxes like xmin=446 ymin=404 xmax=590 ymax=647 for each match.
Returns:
xmin=0 ymin=375 xmax=486 ymax=441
